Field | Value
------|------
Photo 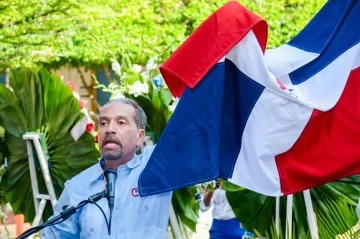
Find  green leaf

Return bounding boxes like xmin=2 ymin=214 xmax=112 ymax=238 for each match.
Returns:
xmin=159 ymin=88 xmax=172 ymax=106
xmin=225 ymin=176 xmax=360 ymax=237
xmin=256 ymin=198 xmax=360 ymax=239
xmin=222 ymin=180 xmax=245 ymax=192
xmin=0 ymin=68 xmax=100 ymax=222
xmin=172 ymin=188 xmax=199 ymax=233
xmin=124 ymin=71 xmax=142 ymax=86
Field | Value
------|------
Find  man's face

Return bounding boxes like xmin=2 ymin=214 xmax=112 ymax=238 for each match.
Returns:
xmin=98 ymin=101 xmax=144 ymax=162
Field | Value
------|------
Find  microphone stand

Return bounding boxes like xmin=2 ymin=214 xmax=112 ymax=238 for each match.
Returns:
xmin=17 ymin=191 xmax=105 ymax=239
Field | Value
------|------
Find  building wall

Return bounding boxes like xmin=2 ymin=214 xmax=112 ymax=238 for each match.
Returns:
xmin=94 ymin=69 xmax=112 ymax=106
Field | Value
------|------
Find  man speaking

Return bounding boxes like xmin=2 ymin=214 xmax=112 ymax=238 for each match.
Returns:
xmin=42 ymin=98 xmax=172 ymax=238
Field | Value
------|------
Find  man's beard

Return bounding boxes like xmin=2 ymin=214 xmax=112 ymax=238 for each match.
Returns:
xmin=101 ymin=135 xmax=124 ymax=161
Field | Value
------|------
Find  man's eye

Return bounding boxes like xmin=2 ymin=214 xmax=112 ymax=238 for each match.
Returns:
xmin=100 ymin=121 xmax=107 ymax=126
xmin=118 ymin=120 xmax=126 ymax=125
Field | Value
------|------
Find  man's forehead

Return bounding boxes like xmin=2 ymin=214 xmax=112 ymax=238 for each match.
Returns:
xmin=100 ymin=101 xmax=135 ymax=117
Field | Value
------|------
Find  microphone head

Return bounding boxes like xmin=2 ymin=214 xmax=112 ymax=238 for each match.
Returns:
xmin=104 ymin=168 xmax=117 ymax=178
xmin=104 ymin=168 xmax=117 ymax=210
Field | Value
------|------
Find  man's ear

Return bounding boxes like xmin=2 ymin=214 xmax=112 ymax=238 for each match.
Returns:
xmin=136 ymin=129 xmax=145 ymax=147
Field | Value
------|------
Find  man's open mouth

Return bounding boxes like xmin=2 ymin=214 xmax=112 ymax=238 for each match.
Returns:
xmin=102 ymin=138 xmax=122 ymax=149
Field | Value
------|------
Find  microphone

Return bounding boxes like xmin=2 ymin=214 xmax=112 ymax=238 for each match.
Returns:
xmin=104 ymin=168 xmax=117 ymax=210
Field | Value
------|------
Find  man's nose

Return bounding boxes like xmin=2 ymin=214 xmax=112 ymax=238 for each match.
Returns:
xmin=105 ymin=121 xmax=117 ymax=134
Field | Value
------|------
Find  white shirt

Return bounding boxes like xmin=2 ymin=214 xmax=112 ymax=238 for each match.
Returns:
xmin=42 ymin=146 xmax=172 ymax=239
xmin=200 ymin=187 xmax=236 ymax=220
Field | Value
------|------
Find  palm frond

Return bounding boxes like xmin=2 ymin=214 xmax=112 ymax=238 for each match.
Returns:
xmin=317 ymin=199 xmax=360 ymax=239
xmin=255 ymin=198 xmax=360 ymax=239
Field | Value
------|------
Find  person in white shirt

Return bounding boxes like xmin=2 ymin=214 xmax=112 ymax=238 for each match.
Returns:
xmin=200 ymin=179 xmax=254 ymax=239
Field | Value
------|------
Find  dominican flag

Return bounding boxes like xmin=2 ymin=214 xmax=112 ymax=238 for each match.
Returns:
xmin=138 ymin=0 xmax=360 ymax=197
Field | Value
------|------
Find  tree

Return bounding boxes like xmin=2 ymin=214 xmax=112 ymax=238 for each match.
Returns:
xmin=0 ymin=0 xmax=228 ymax=71
xmin=0 ymin=0 xmax=78 ymax=69
xmin=1 ymin=0 xmax=327 ymax=72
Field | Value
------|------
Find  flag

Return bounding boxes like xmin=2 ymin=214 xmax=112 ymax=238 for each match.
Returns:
xmin=138 ymin=0 xmax=360 ymax=197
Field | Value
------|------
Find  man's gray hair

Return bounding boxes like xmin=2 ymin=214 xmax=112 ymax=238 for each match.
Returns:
xmin=100 ymin=97 xmax=147 ymax=130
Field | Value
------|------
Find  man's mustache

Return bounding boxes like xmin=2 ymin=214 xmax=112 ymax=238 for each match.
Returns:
xmin=102 ymin=135 xmax=123 ymax=148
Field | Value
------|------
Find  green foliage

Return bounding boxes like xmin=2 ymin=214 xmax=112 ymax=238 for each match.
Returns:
xmin=254 ymin=199 xmax=360 ymax=239
xmin=317 ymin=199 xmax=360 ymax=239
xmin=0 ymin=0 xmax=226 ymax=70
xmin=0 ymin=161 xmax=10 ymax=239
xmin=0 ymin=0 xmax=327 ymax=70
xmin=258 ymin=219 xmax=311 ymax=239
xmin=240 ymin=0 xmax=327 ymax=49
xmin=172 ymin=187 xmax=200 ymax=234
xmin=0 ymin=68 xmax=100 ymax=222
xmin=222 ymin=181 xmax=276 ymax=235
xmin=223 ymin=176 xmax=360 ymax=238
